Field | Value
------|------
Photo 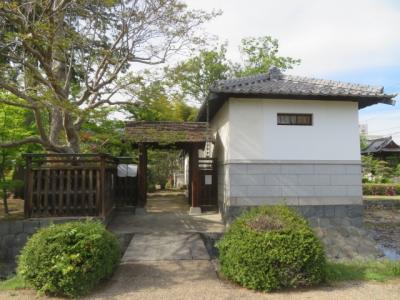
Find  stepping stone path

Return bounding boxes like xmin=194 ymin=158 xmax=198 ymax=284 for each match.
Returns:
xmin=122 ymin=233 xmax=210 ymax=262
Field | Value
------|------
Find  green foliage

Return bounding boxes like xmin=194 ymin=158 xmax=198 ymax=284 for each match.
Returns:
xmin=80 ymin=107 xmax=131 ymax=156
xmin=18 ymin=220 xmax=120 ymax=298
xmin=0 ymin=100 xmax=42 ymax=214
xmin=148 ymin=150 xmax=181 ymax=190
xmin=165 ymin=45 xmax=231 ymax=102
xmin=125 ymin=79 xmax=198 ymax=122
xmin=234 ymin=36 xmax=301 ymax=77
xmin=216 ymin=206 xmax=326 ymax=292
xmin=164 ymin=36 xmax=300 ymax=104
xmin=0 ymin=0 xmax=216 ymax=153
xmin=326 ymin=260 xmax=400 ymax=282
xmin=362 ymin=155 xmax=393 ymax=183
xmin=362 ymin=184 xmax=400 ymax=196
xmin=0 ymin=274 xmax=29 ymax=291
xmin=360 ymin=134 xmax=369 ymax=150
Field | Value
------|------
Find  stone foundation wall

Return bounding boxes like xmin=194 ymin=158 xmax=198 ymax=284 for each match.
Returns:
xmin=218 ymin=161 xmax=363 ymax=224
xmin=0 ymin=217 xmax=106 ymax=270
xmin=222 ymin=204 xmax=364 ymax=227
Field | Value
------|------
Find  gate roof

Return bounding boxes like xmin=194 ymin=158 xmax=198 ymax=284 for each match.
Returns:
xmin=125 ymin=121 xmax=212 ymax=147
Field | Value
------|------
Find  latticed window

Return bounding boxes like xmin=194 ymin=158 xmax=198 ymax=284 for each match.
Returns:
xmin=277 ymin=113 xmax=313 ymax=126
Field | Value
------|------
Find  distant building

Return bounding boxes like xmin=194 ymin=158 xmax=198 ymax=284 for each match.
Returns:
xmin=362 ymin=136 xmax=400 ymax=159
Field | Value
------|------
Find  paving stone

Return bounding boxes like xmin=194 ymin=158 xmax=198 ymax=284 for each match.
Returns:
xmin=122 ymin=233 xmax=209 ymax=262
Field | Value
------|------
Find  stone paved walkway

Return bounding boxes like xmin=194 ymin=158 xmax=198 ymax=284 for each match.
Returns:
xmin=121 ymin=233 xmax=210 ymax=262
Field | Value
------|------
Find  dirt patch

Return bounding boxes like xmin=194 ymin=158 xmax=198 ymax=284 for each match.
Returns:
xmin=0 ymin=198 xmax=24 ymax=220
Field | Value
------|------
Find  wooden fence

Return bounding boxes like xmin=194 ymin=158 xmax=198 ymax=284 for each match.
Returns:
xmin=24 ymin=154 xmax=134 ymax=219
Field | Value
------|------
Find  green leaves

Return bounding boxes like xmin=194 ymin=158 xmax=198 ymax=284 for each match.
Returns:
xmin=18 ymin=220 xmax=120 ymax=298
xmin=165 ymin=45 xmax=231 ymax=102
xmin=216 ymin=206 xmax=326 ymax=292
xmin=234 ymin=36 xmax=301 ymax=77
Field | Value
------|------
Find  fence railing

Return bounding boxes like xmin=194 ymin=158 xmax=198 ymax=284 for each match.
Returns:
xmin=24 ymin=153 xmax=131 ymax=219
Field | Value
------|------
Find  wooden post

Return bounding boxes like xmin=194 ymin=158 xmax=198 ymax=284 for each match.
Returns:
xmin=190 ymin=144 xmax=200 ymax=210
xmin=24 ymin=155 xmax=32 ymax=218
xmin=137 ymin=143 xmax=147 ymax=208
xmin=99 ymin=155 xmax=105 ymax=218
xmin=188 ymin=148 xmax=192 ymax=205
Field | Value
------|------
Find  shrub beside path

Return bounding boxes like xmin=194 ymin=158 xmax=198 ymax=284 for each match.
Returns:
xmin=1 ymin=196 xmax=400 ymax=299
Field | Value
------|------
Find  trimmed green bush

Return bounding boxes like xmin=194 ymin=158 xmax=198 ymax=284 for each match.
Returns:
xmin=18 ymin=220 xmax=120 ymax=298
xmin=216 ymin=206 xmax=326 ymax=292
xmin=363 ymin=184 xmax=400 ymax=196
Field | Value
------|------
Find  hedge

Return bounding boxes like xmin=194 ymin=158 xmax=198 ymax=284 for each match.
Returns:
xmin=216 ymin=206 xmax=326 ymax=292
xmin=363 ymin=184 xmax=400 ymax=196
xmin=18 ymin=220 xmax=120 ymax=298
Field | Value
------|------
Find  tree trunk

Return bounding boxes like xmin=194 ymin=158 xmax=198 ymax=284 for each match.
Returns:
xmin=63 ymin=112 xmax=80 ymax=153
xmin=49 ymin=107 xmax=63 ymax=146
xmin=2 ymin=187 xmax=9 ymax=215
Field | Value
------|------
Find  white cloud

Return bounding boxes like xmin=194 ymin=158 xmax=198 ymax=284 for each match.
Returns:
xmin=185 ymin=0 xmax=400 ymax=77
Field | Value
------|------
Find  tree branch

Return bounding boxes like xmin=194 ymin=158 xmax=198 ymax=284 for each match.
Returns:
xmin=0 ymin=98 xmax=35 ymax=110
xmin=0 ymin=136 xmax=42 ymax=148
xmin=0 ymin=83 xmax=38 ymax=104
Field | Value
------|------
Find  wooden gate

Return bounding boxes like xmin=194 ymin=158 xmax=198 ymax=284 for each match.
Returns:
xmin=198 ymin=158 xmax=218 ymax=210
xmin=115 ymin=158 xmax=138 ymax=208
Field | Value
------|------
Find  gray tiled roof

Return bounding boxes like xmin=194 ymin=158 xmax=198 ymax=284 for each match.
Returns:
xmin=197 ymin=67 xmax=396 ymax=121
xmin=362 ymin=136 xmax=400 ymax=154
xmin=211 ymin=67 xmax=396 ymax=99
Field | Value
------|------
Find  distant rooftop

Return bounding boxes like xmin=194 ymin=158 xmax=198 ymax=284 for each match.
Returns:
xmin=362 ymin=136 xmax=400 ymax=155
xmin=197 ymin=67 xmax=396 ymax=121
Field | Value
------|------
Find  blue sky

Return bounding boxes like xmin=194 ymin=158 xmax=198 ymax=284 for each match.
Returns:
xmin=185 ymin=0 xmax=400 ymax=141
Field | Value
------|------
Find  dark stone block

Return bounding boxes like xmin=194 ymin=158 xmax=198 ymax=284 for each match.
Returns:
xmin=3 ymin=234 xmax=16 ymax=246
xmin=15 ymin=233 xmax=28 ymax=246
xmin=39 ymin=219 xmax=51 ymax=227
xmin=347 ymin=205 xmax=363 ymax=218
xmin=9 ymin=221 xmax=23 ymax=234
xmin=0 ymin=222 xmax=10 ymax=235
xmin=334 ymin=206 xmax=348 ymax=218
xmin=323 ymin=206 xmax=335 ymax=218
xmin=22 ymin=220 xmax=40 ymax=234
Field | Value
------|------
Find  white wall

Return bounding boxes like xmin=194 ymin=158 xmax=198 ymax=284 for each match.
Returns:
xmin=225 ymin=98 xmax=361 ymax=161
xmin=210 ymin=101 xmax=230 ymax=163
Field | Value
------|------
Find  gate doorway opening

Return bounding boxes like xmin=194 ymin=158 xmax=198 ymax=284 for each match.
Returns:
xmin=125 ymin=121 xmax=218 ymax=214
xmin=146 ymin=191 xmax=189 ymax=213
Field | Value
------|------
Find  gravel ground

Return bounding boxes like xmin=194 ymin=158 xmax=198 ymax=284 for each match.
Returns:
xmin=1 ymin=261 xmax=399 ymax=300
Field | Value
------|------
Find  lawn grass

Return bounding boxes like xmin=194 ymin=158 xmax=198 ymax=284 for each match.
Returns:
xmin=326 ymin=260 xmax=400 ymax=282
xmin=363 ymin=195 xmax=400 ymax=201
xmin=0 ymin=275 xmax=29 ymax=291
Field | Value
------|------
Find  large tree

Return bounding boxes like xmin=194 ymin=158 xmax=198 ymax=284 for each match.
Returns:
xmin=0 ymin=0 xmax=217 ymax=153
xmin=165 ymin=36 xmax=300 ymax=104
xmin=233 ymin=36 xmax=300 ymax=77
xmin=164 ymin=44 xmax=231 ymax=103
